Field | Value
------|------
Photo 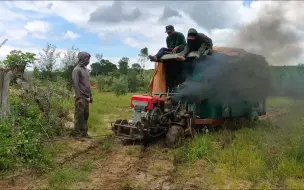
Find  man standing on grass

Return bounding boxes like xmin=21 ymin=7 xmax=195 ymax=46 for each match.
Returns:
xmin=72 ymin=51 xmax=93 ymax=139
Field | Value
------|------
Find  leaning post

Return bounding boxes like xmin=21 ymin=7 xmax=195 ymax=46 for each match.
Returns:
xmin=0 ymin=69 xmax=13 ymax=119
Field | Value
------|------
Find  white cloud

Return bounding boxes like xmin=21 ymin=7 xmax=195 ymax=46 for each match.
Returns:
xmin=0 ymin=3 xmax=27 ymax=21
xmin=123 ymin=37 xmax=140 ymax=48
xmin=1 ymin=29 xmax=29 ymax=42
xmin=1 ymin=1 xmax=304 ymax=66
xmin=62 ymin=30 xmax=80 ymax=40
xmin=24 ymin=20 xmax=51 ymax=34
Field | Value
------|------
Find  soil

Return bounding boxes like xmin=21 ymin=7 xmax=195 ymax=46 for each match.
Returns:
xmin=259 ymin=108 xmax=289 ymax=121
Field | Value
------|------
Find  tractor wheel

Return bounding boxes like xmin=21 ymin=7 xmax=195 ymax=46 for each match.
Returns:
xmin=165 ymin=125 xmax=185 ymax=148
xmin=247 ymin=110 xmax=259 ymax=128
xmin=248 ymin=110 xmax=259 ymax=122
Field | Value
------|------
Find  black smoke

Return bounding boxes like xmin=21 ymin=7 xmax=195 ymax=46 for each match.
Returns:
xmin=171 ymin=52 xmax=271 ymax=104
xmin=172 ymin=2 xmax=304 ymax=103
xmin=230 ymin=2 xmax=302 ymax=66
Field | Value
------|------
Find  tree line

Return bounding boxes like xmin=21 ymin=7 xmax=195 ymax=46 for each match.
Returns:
xmin=0 ymin=43 xmax=153 ymax=95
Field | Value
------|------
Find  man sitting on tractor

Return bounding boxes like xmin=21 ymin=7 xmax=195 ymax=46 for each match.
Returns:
xmin=148 ymin=25 xmax=186 ymax=62
xmin=178 ymin=28 xmax=213 ymax=80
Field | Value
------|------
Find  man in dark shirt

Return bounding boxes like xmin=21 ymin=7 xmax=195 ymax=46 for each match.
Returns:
xmin=180 ymin=28 xmax=213 ymax=81
xmin=72 ymin=51 xmax=93 ymax=139
xmin=148 ymin=25 xmax=186 ymax=62
xmin=181 ymin=28 xmax=213 ymax=59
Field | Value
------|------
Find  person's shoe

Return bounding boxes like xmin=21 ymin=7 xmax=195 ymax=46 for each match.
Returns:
xmin=148 ymin=55 xmax=158 ymax=62
xmin=82 ymin=133 xmax=93 ymax=139
xmin=74 ymin=134 xmax=85 ymax=141
xmin=71 ymin=131 xmax=81 ymax=137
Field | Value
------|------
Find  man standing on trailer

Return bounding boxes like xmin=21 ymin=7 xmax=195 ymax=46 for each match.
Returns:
xmin=148 ymin=25 xmax=186 ymax=62
xmin=72 ymin=51 xmax=93 ymax=139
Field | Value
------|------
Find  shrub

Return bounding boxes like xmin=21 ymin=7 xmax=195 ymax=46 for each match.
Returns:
xmin=0 ymin=78 xmax=72 ymax=172
xmin=96 ymin=75 xmax=115 ymax=92
xmin=112 ymin=75 xmax=128 ymax=96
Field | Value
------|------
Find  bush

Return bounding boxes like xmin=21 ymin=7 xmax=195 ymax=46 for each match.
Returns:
xmin=0 ymin=78 xmax=72 ymax=172
xmin=112 ymin=75 xmax=129 ymax=96
xmin=96 ymin=75 xmax=115 ymax=92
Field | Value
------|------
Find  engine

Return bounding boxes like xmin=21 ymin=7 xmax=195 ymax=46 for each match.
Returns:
xmin=111 ymin=94 xmax=191 ymax=141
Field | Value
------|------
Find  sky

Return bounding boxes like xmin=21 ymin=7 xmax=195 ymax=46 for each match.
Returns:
xmin=0 ymin=0 xmax=303 ymax=69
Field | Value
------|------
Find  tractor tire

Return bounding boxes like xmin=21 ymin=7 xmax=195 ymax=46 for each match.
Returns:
xmin=165 ymin=125 xmax=185 ymax=148
xmin=246 ymin=110 xmax=259 ymax=128
xmin=248 ymin=110 xmax=259 ymax=122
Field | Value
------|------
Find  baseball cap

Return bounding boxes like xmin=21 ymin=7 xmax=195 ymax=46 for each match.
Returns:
xmin=165 ymin=25 xmax=174 ymax=33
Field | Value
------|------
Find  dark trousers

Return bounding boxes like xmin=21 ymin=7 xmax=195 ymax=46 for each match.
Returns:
xmin=165 ymin=63 xmax=183 ymax=92
xmin=155 ymin=45 xmax=185 ymax=59
xmin=74 ymin=97 xmax=89 ymax=136
xmin=182 ymin=61 xmax=195 ymax=82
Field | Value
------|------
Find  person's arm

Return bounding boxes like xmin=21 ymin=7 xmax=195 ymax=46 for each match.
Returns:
xmin=197 ymin=42 xmax=207 ymax=56
xmin=72 ymin=68 xmax=81 ymax=99
xmin=181 ymin=44 xmax=190 ymax=58
xmin=197 ymin=35 xmax=208 ymax=56
xmin=89 ymin=87 xmax=93 ymax=103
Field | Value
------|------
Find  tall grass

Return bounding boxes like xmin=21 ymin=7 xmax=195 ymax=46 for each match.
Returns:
xmin=174 ymin=97 xmax=304 ymax=188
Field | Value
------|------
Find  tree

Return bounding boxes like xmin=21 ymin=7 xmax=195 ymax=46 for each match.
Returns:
xmin=90 ymin=62 xmax=102 ymax=76
xmin=131 ymin=63 xmax=141 ymax=71
xmin=90 ymin=58 xmax=117 ymax=76
xmin=60 ymin=46 xmax=79 ymax=89
xmin=2 ymin=50 xmax=36 ymax=82
xmin=118 ymin=57 xmax=129 ymax=75
xmin=127 ymin=69 xmax=139 ymax=92
xmin=100 ymin=59 xmax=117 ymax=75
xmin=61 ymin=46 xmax=79 ymax=70
xmin=38 ymin=43 xmax=61 ymax=79
xmin=33 ymin=66 xmax=40 ymax=79
xmin=137 ymin=47 xmax=149 ymax=90
xmin=112 ymin=75 xmax=128 ymax=96
xmin=138 ymin=47 xmax=149 ymax=70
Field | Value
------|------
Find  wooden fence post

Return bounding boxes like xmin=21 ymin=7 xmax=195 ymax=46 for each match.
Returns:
xmin=0 ymin=69 xmax=12 ymax=119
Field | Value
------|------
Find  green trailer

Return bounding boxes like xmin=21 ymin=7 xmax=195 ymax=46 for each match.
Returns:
xmin=159 ymin=50 xmax=267 ymax=126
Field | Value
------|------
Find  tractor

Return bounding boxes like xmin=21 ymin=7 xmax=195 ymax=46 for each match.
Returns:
xmin=111 ymin=47 xmax=269 ymax=148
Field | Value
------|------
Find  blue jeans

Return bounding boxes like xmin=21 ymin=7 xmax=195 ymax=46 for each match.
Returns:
xmin=155 ymin=45 xmax=185 ymax=59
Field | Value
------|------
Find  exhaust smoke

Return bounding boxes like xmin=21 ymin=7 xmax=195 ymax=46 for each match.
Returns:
xmin=172 ymin=2 xmax=304 ymax=103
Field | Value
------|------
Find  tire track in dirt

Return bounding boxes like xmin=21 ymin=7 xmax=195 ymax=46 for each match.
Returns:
xmin=75 ymin=144 xmax=180 ymax=190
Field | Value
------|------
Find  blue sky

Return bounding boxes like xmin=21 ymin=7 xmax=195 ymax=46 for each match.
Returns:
xmin=1 ymin=0 xmax=302 ymax=67
xmin=26 ymin=0 xmax=252 ymax=58
xmin=6 ymin=7 xmax=141 ymax=58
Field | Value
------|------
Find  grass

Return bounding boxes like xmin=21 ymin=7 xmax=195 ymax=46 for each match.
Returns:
xmin=87 ymin=90 xmax=133 ymax=136
xmin=174 ymin=96 xmax=304 ymax=189
xmin=67 ymin=92 xmax=304 ymax=189
xmin=46 ymin=160 xmax=93 ymax=190
xmin=266 ymin=96 xmax=294 ymax=110
xmin=28 ymin=92 xmax=304 ymax=189
xmin=37 ymin=90 xmax=134 ymax=189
